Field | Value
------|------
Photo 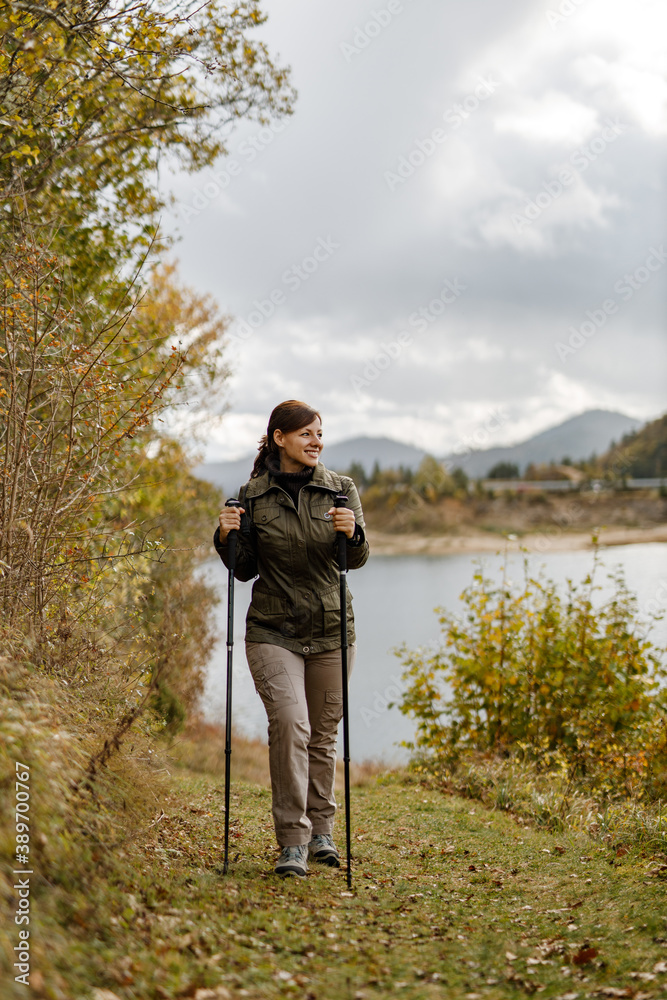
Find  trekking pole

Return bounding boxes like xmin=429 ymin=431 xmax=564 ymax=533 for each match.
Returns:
xmin=333 ymin=492 xmax=353 ymax=889
xmin=223 ymin=497 xmax=241 ymax=875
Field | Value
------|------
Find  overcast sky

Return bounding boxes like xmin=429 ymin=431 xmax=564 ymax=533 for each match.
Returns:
xmin=161 ymin=0 xmax=667 ymax=462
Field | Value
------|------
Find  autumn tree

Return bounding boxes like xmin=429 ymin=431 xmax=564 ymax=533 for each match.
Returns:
xmin=0 ymin=1 xmax=295 ymax=290
xmin=0 ymin=1 xmax=294 ymax=735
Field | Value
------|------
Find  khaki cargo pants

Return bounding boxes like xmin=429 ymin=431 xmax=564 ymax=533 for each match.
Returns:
xmin=245 ymin=640 xmax=357 ymax=847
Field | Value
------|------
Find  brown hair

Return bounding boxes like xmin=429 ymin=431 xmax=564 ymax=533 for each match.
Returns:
xmin=250 ymin=400 xmax=322 ymax=478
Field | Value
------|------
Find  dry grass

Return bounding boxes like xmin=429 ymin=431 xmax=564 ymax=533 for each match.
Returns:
xmin=163 ymin=715 xmax=393 ymax=790
xmin=164 ymin=716 xmax=271 ymax=785
xmin=413 ymin=750 xmax=667 ymax=854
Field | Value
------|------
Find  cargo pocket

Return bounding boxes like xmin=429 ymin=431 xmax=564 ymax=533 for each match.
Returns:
xmin=250 ymin=661 xmax=297 ymax=709
xmin=320 ymin=688 xmax=344 ymax=727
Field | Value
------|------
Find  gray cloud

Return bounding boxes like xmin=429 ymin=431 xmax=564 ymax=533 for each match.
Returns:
xmin=162 ymin=0 xmax=667 ymax=460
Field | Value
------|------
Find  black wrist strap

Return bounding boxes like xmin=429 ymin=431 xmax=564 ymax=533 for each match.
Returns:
xmin=346 ymin=523 xmax=364 ymax=546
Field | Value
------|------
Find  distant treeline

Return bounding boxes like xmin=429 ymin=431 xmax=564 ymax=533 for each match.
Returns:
xmin=342 ymin=412 xmax=667 ymax=498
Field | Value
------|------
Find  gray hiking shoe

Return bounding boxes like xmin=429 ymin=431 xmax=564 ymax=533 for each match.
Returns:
xmin=308 ymin=834 xmax=340 ymax=868
xmin=275 ymin=844 xmax=308 ymax=877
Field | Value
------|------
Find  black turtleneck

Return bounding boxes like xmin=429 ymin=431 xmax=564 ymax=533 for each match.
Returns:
xmin=265 ymin=452 xmax=314 ymax=507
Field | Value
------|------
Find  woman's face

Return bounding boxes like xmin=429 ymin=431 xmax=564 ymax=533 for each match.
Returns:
xmin=273 ymin=417 xmax=323 ymax=472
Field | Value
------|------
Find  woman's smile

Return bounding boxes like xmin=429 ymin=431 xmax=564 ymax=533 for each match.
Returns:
xmin=274 ymin=418 xmax=323 ymax=472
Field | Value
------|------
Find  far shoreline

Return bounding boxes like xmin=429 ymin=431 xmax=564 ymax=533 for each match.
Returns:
xmin=366 ymin=524 xmax=667 ymax=556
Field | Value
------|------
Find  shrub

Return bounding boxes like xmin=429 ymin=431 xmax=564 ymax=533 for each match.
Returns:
xmin=396 ymin=549 xmax=667 ymax=801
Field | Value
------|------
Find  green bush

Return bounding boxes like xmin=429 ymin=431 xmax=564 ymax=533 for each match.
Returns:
xmin=396 ymin=549 xmax=667 ymax=801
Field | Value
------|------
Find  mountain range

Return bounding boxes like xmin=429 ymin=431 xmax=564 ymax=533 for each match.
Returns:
xmin=445 ymin=409 xmax=642 ymax=479
xmin=194 ymin=409 xmax=643 ymax=495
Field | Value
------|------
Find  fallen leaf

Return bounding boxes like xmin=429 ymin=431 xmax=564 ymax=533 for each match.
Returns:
xmin=573 ymin=946 xmax=598 ymax=966
xmin=506 ymin=952 xmax=517 ymax=961
xmin=653 ymin=961 xmax=667 ymax=973
xmin=554 ymin=845 xmax=566 ymax=854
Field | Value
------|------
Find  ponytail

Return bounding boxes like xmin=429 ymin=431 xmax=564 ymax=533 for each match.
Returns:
xmin=251 ymin=433 xmax=274 ymax=479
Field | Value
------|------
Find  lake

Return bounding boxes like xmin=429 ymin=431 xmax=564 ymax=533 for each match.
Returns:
xmin=198 ymin=542 xmax=667 ymax=764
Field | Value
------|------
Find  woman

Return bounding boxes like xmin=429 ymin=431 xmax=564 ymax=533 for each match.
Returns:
xmin=214 ymin=400 xmax=370 ymax=877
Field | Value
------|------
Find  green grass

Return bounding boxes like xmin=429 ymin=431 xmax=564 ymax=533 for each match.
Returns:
xmin=2 ymin=656 xmax=667 ymax=1000
xmin=11 ymin=763 xmax=667 ymax=1000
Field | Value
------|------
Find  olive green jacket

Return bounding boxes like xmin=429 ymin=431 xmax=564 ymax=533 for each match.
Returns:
xmin=213 ymin=463 xmax=370 ymax=654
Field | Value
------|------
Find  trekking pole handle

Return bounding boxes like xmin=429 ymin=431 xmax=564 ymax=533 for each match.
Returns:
xmin=225 ymin=498 xmax=242 ymax=569
xmin=333 ymin=493 xmax=348 ymax=572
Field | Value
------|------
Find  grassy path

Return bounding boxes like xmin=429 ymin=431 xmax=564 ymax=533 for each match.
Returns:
xmin=31 ymin=764 xmax=667 ymax=1000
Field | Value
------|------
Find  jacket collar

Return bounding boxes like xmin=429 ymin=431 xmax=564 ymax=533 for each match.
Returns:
xmin=245 ymin=462 xmax=341 ymax=499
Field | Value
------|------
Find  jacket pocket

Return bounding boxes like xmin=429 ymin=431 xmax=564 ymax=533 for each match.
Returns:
xmin=310 ymin=502 xmax=334 ymax=522
xmin=319 ymin=584 xmax=353 ymax=639
xmin=250 ymin=589 xmax=287 ymax=628
xmin=320 ymin=584 xmax=353 ymax=608
xmin=252 ymin=503 xmax=281 ymax=526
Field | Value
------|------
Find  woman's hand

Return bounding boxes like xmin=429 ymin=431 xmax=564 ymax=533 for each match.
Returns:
xmin=218 ymin=506 xmax=245 ymax=541
xmin=327 ymin=505 xmax=356 ymax=539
